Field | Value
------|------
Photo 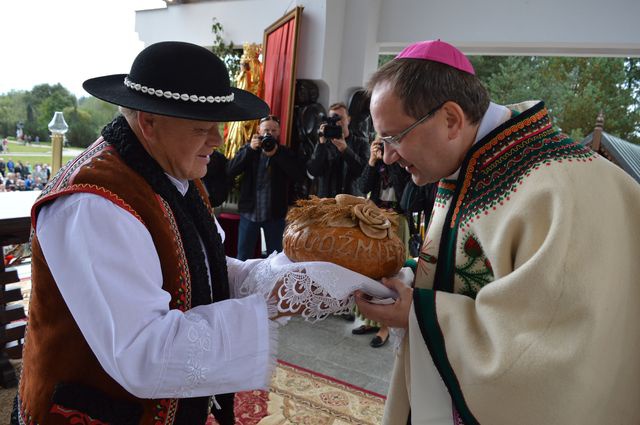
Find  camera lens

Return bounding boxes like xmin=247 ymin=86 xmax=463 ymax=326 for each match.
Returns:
xmin=261 ymin=134 xmax=277 ymax=152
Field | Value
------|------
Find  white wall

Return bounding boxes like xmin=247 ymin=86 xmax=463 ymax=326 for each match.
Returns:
xmin=136 ymin=0 xmax=289 ymax=47
xmin=135 ymin=0 xmax=337 ymax=103
xmin=135 ymin=0 xmax=640 ymax=107
xmin=337 ymin=0 xmax=381 ymax=103
xmin=377 ymin=0 xmax=640 ymax=56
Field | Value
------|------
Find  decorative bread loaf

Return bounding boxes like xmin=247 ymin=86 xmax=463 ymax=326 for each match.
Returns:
xmin=283 ymin=195 xmax=406 ymax=279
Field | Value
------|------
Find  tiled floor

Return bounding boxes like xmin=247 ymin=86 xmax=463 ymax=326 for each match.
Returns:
xmin=278 ymin=314 xmax=395 ymax=396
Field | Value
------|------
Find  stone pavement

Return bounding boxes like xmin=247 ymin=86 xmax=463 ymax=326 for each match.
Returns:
xmin=279 ymin=315 xmax=394 ymax=396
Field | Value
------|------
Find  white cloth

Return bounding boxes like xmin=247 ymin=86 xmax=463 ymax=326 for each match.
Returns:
xmin=237 ymin=251 xmax=402 ymax=322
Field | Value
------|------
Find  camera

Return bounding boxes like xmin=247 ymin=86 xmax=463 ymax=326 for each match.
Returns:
xmin=318 ymin=114 xmax=342 ymax=139
xmin=259 ymin=134 xmax=277 ymax=153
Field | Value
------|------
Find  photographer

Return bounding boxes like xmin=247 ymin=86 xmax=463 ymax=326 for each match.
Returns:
xmin=306 ymin=102 xmax=369 ymax=198
xmin=227 ymin=115 xmax=305 ymax=260
xmin=361 ymin=137 xmax=411 ymax=212
xmin=352 ymin=136 xmax=412 ymax=347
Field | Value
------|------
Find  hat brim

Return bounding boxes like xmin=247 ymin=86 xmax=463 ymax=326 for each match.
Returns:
xmin=83 ymin=74 xmax=270 ymax=122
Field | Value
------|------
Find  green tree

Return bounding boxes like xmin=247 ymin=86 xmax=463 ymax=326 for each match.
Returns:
xmin=63 ymin=106 xmax=96 ymax=147
xmin=378 ymin=54 xmax=394 ymax=68
xmin=211 ymin=17 xmax=242 ymax=85
xmin=62 ymin=97 xmax=119 ymax=147
xmin=78 ymin=96 xmax=118 ymax=129
xmin=625 ymin=58 xmax=640 ymax=103
xmin=25 ymin=103 xmax=36 ymax=139
xmin=23 ymin=84 xmax=77 ymax=141
xmin=470 ymin=56 xmax=640 ymax=143
xmin=0 ymin=90 xmax=28 ymax=138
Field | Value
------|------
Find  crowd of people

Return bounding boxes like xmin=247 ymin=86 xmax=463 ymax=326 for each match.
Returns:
xmin=0 ymin=158 xmax=51 ymax=192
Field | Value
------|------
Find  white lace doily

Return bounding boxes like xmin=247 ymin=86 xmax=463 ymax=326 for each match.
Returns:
xmin=237 ymin=252 xmax=413 ymax=322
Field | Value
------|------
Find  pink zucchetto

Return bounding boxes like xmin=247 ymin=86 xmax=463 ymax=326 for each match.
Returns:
xmin=395 ymin=39 xmax=475 ymax=75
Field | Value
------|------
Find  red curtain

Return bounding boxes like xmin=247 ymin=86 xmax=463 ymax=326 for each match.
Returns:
xmin=263 ymin=18 xmax=296 ymax=147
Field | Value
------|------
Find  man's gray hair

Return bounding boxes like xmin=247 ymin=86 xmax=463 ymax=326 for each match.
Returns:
xmin=118 ymin=106 xmax=139 ymax=120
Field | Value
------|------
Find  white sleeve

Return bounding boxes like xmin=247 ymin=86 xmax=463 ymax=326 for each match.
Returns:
xmin=36 ymin=193 xmax=276 ymax=398
xmin=226 ymin=256 xmax=264 ymax=298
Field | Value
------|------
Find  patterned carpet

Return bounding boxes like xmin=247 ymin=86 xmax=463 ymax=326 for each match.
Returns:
xmin=209 ymin=360 xmax=386 ymax=425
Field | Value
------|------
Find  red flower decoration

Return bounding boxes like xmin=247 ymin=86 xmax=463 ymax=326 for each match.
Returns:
xmin=463 ymin=236 xmax=482 ymax=258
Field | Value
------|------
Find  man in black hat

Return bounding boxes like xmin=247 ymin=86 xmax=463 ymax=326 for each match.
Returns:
xmin=13 ymin=41 xmax=361 ymax=425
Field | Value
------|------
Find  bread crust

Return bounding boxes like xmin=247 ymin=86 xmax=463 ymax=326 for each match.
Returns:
xmin=283 ymin=196 xmax=405 ymax=279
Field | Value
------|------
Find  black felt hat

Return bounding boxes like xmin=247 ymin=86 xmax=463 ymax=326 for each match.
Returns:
xmin=83 ymin=41 xmax=269 ymax=122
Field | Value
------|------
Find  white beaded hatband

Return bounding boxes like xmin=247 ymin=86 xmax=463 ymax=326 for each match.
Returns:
xmin=123 ymin=77 xmax=234 ymax=104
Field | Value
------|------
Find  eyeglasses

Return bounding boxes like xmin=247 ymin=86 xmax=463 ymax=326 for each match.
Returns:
xmin=379 ymin=102 xmax=445 ymax=147
xmin=260 ymin=115 xmax=280 ymax=124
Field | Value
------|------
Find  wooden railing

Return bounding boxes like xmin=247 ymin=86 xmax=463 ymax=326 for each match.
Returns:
xmin=0 ymin=192 xmax=37 ymax=388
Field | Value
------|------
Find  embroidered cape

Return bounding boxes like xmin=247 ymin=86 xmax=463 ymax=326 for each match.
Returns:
xmin=384 ymin=101 xmax=640 ymax=425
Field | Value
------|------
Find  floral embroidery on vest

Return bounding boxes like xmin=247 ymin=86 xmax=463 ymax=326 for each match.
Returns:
xmin=456 ymin=233 xmax=494 ymax=298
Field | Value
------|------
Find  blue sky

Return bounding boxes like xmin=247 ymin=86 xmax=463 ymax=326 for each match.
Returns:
xmin=0 ymin=0 xmax=165 ymax=97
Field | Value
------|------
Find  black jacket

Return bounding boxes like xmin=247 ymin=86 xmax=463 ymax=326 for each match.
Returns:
xmin=400 ymin=180 xmax=437 ymax=215
xmin=306 ymin=134 xmax=369 ymax=198
xmin=227 ymin=143 xmax=305 ymax=219
xmin=359 ymin=161 xmax=411 ymax=212
xmin=201 ymin=150 xmax=232 ymax=208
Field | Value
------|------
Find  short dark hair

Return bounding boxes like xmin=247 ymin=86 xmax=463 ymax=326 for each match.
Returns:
xmin=367 ymin=58 xmax=489 ymax=124
xmin=329 ymin=102 xmax=348 ymax=114
xmin=260 ymin=114 xmax=280 ymax=124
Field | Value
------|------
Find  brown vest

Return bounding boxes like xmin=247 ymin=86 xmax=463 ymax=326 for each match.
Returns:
xmin=18 ymin=138 xmax=213 ymax=424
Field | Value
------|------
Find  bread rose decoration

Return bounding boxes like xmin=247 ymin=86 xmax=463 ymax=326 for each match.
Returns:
xmin=288 ymin=194 xmax=396 ymax=239
xmin=353 ymin=202 xmax=392 ymax=239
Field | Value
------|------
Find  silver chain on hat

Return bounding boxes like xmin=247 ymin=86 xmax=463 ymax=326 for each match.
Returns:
xmin=124 ymin=77 xmax=234 ymax=104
